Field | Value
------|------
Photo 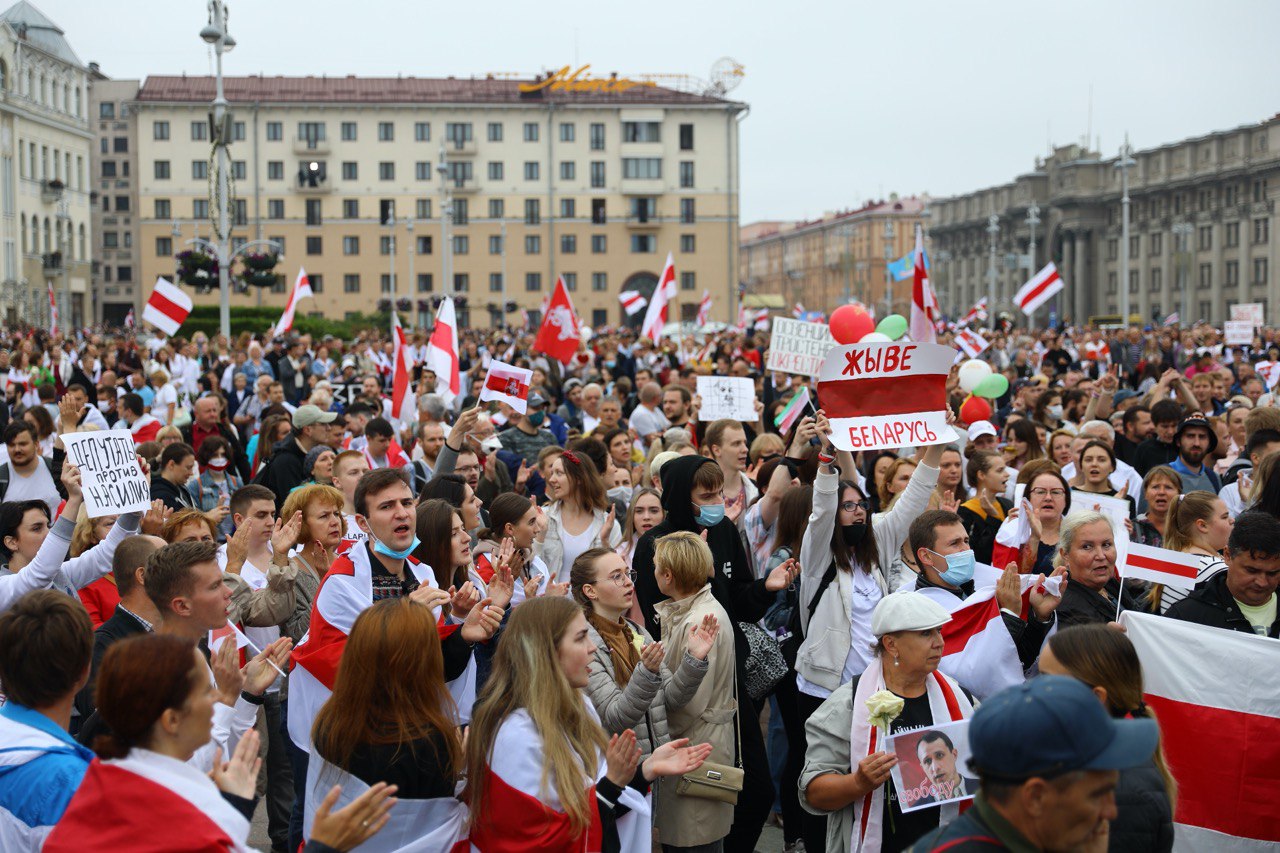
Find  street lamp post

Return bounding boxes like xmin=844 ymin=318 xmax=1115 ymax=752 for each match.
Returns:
xmin=199 ymin=0 xmax=236 ymax=341
xmin=1116 ymin=137 xmax=1136 ymax=325
xmin=987 ymin=214 xmax=1000 ymax=325
xmin=882 ymin=220 xmax=894 ymax=316
xmin=387 ymin=215 xmax=396 ymax=318
xmin=406 ymin=219 xmax=415 ymax=326
xmin=437 ymin=145 xmax=453 ymax=302
xmin=500 ymin=219 xmax=507 ymax=331
xmin=1026 ymin=202 xmax=1042 ymax=321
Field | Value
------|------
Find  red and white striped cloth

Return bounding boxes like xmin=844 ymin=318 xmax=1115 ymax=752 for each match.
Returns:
xmin=426 ymin=297 xmax=460 ymax=402
xmin=909 ymin=225 xmax=937 ymax=343
xmin=1122 ymin=611 xmax=1280 ymax=852
xmin=1119 ymin=542 xmax=1200 ymax=590
xmin=1255 ymin=360 xmax=1280 ymax=391
xmin=641 ymin=253 xmax=677 ymax=342
xmin=1014 ymin=263 xmax=1065 ymax=316
xmin=954 ymin=328 xmax=989 ymax=359
xmin=271 ymin=267 xmax=314 ymax=337
xmin=47 ymin=281 xmax=58 ymax=335
xmin=618 ymin=289 xmax=648 ymax=317
xmin=123 ymin=307 xmax=135 ymax=329
xmin=142 ymin=277 xmax=193 ymax=337
xmin=957 ymin=297 xmax=988 ymax=328
xmin=390 ymin=312 xmax=414 ymax=422
xmin=696 ymin=290 xmax=712 ymax=326
xmin=480 ymin=360 xmax=533 ymax=414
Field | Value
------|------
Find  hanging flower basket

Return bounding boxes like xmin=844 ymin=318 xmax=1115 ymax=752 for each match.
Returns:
xmin=175 ymin=250 xmax=219 ymax=293
xmin=243 ymin=270 xmax=280 ymax=289
xmin=242 ymin=251 xmax=280 ymax=272
xmin=395 ymin=297 xmax=412 ymax=312
xmin=377 ymin=298 xmax=393 ymax=313
xmin=416 ymin=299 xmax=432 ymax=313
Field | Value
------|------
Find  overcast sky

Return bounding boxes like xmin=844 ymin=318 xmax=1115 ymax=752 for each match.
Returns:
xmin=40 ymin=0 xmax=1280 ymax=223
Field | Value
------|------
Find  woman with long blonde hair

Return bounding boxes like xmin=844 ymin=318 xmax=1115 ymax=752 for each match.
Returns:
xmin=1153 ymin=490 xmax=1232 ymax=613
xmin=464 ymin=595 xmax=710 ymax=852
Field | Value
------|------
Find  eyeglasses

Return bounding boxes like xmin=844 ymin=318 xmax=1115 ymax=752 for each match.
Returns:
xmin=840 ymin=499 xmax=871 ymax=513
xmin=1029 ymin=488 xmax=1067 ymax=498
xmin=594 ymin=569 xmax=636 ymax=587
xmin=454 ymin=464 xmax=481 ymax=475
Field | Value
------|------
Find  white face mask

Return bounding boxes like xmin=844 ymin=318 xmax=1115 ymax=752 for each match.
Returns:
xmin=1047 ymin=405 xmax=1064 ymax=420
xmin=607 ymin=486 xmax=633 ymax=506
xmin=97 ymin=400 xmax=111 ymax=412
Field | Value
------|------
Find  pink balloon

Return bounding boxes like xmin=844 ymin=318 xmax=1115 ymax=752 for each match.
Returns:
xmin=830 ymin=305 xmax=875 ymax=345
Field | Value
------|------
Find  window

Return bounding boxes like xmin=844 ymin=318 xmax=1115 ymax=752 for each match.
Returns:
xmin=306 ymin=236 xmax=323 ymax=255
xmin=488 ymin=161 xmax=504 ymax=181
xmin=488 ymin=198 xmax=505 ymax=219
xmin=680 ymin=198 xmax=696 ymax=223
xmin=454 ymin=273 xmax=469 ymax=292
xmin=559 ymin=122 xmax=575 ymax=142
xmin=590 ymin=162 xmax=605 ymax=188
xmin=154 ymin=236 xmax=172 ymax=256
xmin=306 ymin=199 xmax=323 ymax=226
xmin=453 ymin=198 xmax=468 ymax=225
xmin=1226 ymin=184 xmax=1239 ymax=206
xmin=377 ymin=122 xmax=394 ymax=142
xmin=344 ymin=274 xmax=360 ymax=293
xmin=380 ymin=275 xmax=392 ymax=294
xmin=416 ymin=199 xmax=432 ymax=219
xmin=267 ymin=161 xmax=284 ymax=180
xmin=192 ymin=160 xmax=208 ymax=180
xmin=233 ymin=199 xmax=247 ymax=225
xmin=561 ymin=234 xmax=576 ymax=254
xmin=103 ymin=232 xmax=119 ymax=248
xmin=489 ymin=272 xmax=503 ymax=292
xmin=117 ymin=266 xmax=133 ymax=282
xmin=415 ymin=162 xmax=431 ymax=181
xmin=153 ymin=121 xmax=170 ymax=140
xmin=232 ymin=161 xmax=246 ymax=180
xmin=560 ymin=161 xmax=575 ymax=181
xmin=560 ymin=198 xmax=576 ymax=219
xmin=524 ymin=161 xmax=540 ymax=181
xmin=561 ymin=272 xmax=577 ymax=291
xmin=1226 ymin=222 xmax=1240 ymax=248
xmin=523 ymin=122 xmax=539 ymax=142
xmin=338 ymin=198 xmax=357 ymax=219
xmin=445 ymin=161 xmax=473 ymax=187
xmin=1253 ymin=179 xmax=1268 ymax=202
xmin=679 ymin=161 xmax=694 ymax=188
xmin=590 ymin=123 xmax=605 ymax=150
xmin=341 ymin=122 xmax=357 ymax=141
xmin=1254 ymin=218 xmax=1270 ymax=244
xmin=379 ymin=162 xmax=395 ymax=181
xmin=489 ymin=235 xmax=504 ymax=255
xmin=453 ymin=235 xmax=469 ymax=255
xmin=412 ymin=121 xmax=430 ymax=142
xmin=592 ymin=272 xmax=607 ymax=291
xmin=1150 ymin=233 xmax=1162 ymax=254
xmin=681 ymin=271 xmax=696 ymax=291
xmin=343 ymin=236 xmax=360 ymax=255
xmin=232 ymin=121 xmax=246 ymax=142
xmin=1254 ymin=258 xmax=1269 ymax=285
xmin=1151 ymin=268 xmax=1162 ymax=291
xmin=680 ymin=234 xmax=696 ymax=253
xmin=268 ymin=199 xmax=284 ymax=219
xmin=1199 ymin=226 xmax=1212 ymax=251
xmin=525 ymin=235 xmax=541 ymax=254
xmin=592 ymin=234 xmax=607 ymax=254
xmin=1128 ymin=271 xmax=1139 ymax=293
xmin=1226 ymin=260 xmax=1239 ymax=285
xmin=101 ymin=161 xmax=117 ymax=178
xmin=99 ymin=102 xmax=115 ymax=119
xmin=417 ymin=273 xmax=433 ymax=292
xmin=631 ymin=234 xmax=656 ymax=253
xmin=307 ymin=272 xmax=320 ymax=292
xmin=525 ymin=272 xmax=542 ymax=291
xmin=417 ymin=236 xmax=432 ymax=254
xmin=341 ymin=162 xmax=358 ymax=180
xmin=524 ymin=199 xmax=541 ymax=225
xmin=379 ymin=200 xmax=396 ymax=226
xmin=622 ymin=158 xmax=661 ymax=179
xmin=297 ymin=122 xmax=326 ymax=147
xmin=592 ymin=199 xmax=606 ymax=224
xmin=1199 ymin=263 xmax=1212 ymax=289
xmin=623 ymin=121 xmax=661 ymax=142
xmin=679 ymin=123 xmax=694 ymax=150
xmin=193 ymin=199 xmax=209 ymax=219
xmin=487 ymin=122 xmax=503 ymax=142
xmin=380 ymin=236 xmax=393 ymax=255
xmin=116 ymin=196 xmax=130 ymax=212
xmin=191 ymin=120 xmax=208 ymax=141
xmin=153 ymin=160 xmax=170 ymax=179
xmin=154 ymin=199 xmax=170 ymax=219
xmin=446 ymin=123 xmax=473 ymax=147
xmin=266 ymin=121 xmax=282 ymax=141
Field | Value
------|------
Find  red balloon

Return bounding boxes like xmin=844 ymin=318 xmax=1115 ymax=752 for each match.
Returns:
xmin=959 ymin=395 xmax=993 ymax=425
xmin=830 ymin=305 xmax=875 ymax=345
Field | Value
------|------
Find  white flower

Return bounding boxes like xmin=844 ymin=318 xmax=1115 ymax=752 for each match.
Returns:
xmin=866 ymin=689 xmax=904 ymax=732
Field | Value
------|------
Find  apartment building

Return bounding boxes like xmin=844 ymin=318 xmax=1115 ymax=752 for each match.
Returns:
xmin=87 ymin=67 xmax=139 ymax=325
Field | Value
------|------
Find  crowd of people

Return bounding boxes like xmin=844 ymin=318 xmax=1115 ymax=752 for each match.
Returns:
xmin=0 ymin=316 xmax=1275 ymax=852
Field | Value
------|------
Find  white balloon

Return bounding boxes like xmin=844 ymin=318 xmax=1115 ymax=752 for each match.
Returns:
xmin=860 ymin=332 xmax=893 ymax=343
xmin=957 ymin=359 xmax=993 ymax=393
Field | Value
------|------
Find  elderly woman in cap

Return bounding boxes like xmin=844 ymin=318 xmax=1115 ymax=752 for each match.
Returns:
xmin=800 ymin=591 xmax=976 ymax=853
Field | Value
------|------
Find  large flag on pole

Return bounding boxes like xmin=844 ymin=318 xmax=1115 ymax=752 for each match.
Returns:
xmin=142 ymin=277 xmax=192 ymax=337
xmin=1122 ymin=612 xmax=1280 ymax=852
xmin=696 ymin=290 xmax=712 ymax=326
xmin=1014 ymin=262 xmax=1065 ymax=316
xmin=640 ymin=252 xmax=676 ymax=342
xmin=909 ymin=225 xmax=937 ymax=343
xmin=425 ymin=297 xmax=460 ymax=402
xmin=271 ymin=268 xmax=314 ymax=337
xmin=391 ymin=312 xmax=414 ymax=422
xmin=47 ymin=281 xmax=58 ymax=335
xmin=532 ymin=275 xmax=582 ymax=364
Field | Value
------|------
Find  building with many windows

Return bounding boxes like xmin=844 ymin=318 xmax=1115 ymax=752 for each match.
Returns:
xmin=0 ymin=1 xmax=93 ymax=329
xmin=928 ymin=115 xmax=1279 ymax=327
xmin=87 ymin=67 xmax=139 ymax=325
xmin=128 ymin=71 xmax=746 ymax=330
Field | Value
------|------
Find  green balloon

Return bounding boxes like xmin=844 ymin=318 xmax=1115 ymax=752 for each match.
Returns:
xmin=876 ymin=314 xmax=908 ymax=340
xmin=973 ymin=373 xmax=1009 ymax=399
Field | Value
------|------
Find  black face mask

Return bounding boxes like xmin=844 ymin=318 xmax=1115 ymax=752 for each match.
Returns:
xmin=841 ymin=523 xmax=868 ymax=547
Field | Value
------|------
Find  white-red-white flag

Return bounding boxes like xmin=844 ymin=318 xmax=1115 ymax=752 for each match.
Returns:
xmin=640 ymin=252 xmax=676 ymax=342
xmin=391 ymin=312 xmax=414 ymax=421
xmin=532 ymin=276 xmax=582 ymax=364
xmin=792 ymin=302 xmax=806 ymax=318
xmin=910 ymin=225 xmax=937 ymax=343
xmin=696 ymin=290 xmax=712 ymax=326
xmin=1255 ymin=360 xmax=1280 ymax=391
xmin=208 ymin=622 xmax=250 ymax=654
xmin=954 ymin=327 xmax=990 ymax=359
xmin=479 ymin=360 xmax=533 ymax=414
xmin=47 ymin=281 xmax=58 ymax=335
xmin=271 ymin=268 xmax=314 ymax=337
xmin=1122 ymin=611 xmax=1280 ymax=851
xmin=958 ymin=297 xmax=988 ymax=328
xmin=1014 ymin=262 xmax=1065 ymax=316
xmin=142 ymin=277 xmax=193 ymax=337
xmin=123 ymin=308 xmax=135 ymax=329
xmin=619 ymin=289 xmax=648 ymax=317
xmin=1119 ymin=541 xmax=1201 ymax=590
xmin=425 ymin=297 xmax=460 ymax=402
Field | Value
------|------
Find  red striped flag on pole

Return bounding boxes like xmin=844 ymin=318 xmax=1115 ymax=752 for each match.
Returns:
xmin=391 ymin=312 xmax=414 ymax=422
xmin=641 ymin=253 xmax=677 ymax=342
xmin=123 ymin=308 xmax=135 ymax=329
xmin=958 ymin=297 xmax=988 ymax=328
xmin=480 ymin=360 xmax=533 ymax=414
xmin=271 ymin=267 xmax=314 ymax=337
xmin=1014 ymin=262 xmax=1065 ymax=316
xmin=696 ymin=290 xmax=712 ymax=326
xmin=142 ymin=277 xmax=193 ymax=337
xmin=425 ymin=297 xmax=460 ymax=401
xmin=47 ymin=281 xmax=58 ymax=335
xmin=1119 ymin=541 xmax=1200 ymax=589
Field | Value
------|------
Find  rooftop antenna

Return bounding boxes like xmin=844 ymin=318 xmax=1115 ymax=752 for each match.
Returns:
xmin=1085 ymin=83 xmax=1093 ymax=150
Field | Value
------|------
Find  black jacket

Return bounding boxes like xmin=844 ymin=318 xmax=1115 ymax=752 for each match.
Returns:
xmin=181 ymin=421 xmax=251 ymax=482
xmin=957 ymin=497 xmax=1013 ymax=567
xmin=74 ymin=604 xmax=150 ymax=720
xmin=1134 ymin=437 xmax=1178 ymax=476
xmin=1057 ymin=576 xmax=1141 ymax=628
xmin=150 ymin=472 xmax=197 ymax=512
xmin=1165 ymin=570 xmax=1280 ymax=638
xmin=1110 ymin=759 xmax=1175 ymax=853
xmin=252 ymin=436 xmax=308 ymax=510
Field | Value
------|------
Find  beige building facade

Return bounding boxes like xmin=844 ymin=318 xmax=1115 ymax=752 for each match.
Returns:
xmin=929 ymin=115 xmax=1280 ymax=327
xmin=129 ymin=73 xmax=746 ymax=331
xmin=739 ymin=197 xmax=927 ymax=316
xmin=86 ymin=69 xmax=139 ymax=325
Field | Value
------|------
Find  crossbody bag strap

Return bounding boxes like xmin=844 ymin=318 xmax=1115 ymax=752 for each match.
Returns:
xmin=732 ymin=661 xmax=743 ymax=769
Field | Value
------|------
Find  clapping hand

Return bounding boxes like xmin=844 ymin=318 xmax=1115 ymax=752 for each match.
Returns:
xmin=242 ymin=636 xmax=292 ymax=696
xmin=487 ymin=558 xmax=516 ymax=610
xmin=309 ymin=782 xmax=398 ymax=851
xmin=209 ymin=729 xmax=261 ymax=800
xmin=604 ymin=730 xmax=642 ymax=787
xmin=449 ymin=581 xmax=481 ymax=619
xmin=409 ymin=585 xmax=451 ymax=612
xmin=995 ymin=562 xmax=1022 ymax=614
xmin=211 ymin=634 xmax=245 ymax=706
xmin=272 ymin=511 xmax=304 ymax=556
xmin=459 ymin=597 xmax=504 ymax=644
xmin=765 ymin=557 xmax=800 ymax=592
xmin=1030 ymin=564 xmax=1068 ymax=621
xmin=685 ymin=613 xmax=720 ymax=661
xmin=642 ymin=738 xmax=714 ymax=782
xmin=639 ymin=640 xmax=665 ymax=674
xmin=596 ymin=506 xmax=616 ymax=548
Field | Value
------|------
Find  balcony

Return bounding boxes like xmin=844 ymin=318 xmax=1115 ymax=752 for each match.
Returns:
xmin=625 ymin=214 xmax=660 ymax=230
xmin=447 ymin=177 xmax=479 ymax=194
xmin=619 ymin=178 xmax=664 ymax=195
xmin=443 ymin=137 xmax=477 ymax=156
xmin=296 ymin=167 xmax=332 ymax=194
xmin=293 ymin=136 xmax=330 ymax=156
xmin=42 ymin=251 xmax=62 ymax=273
xmin=41 ymin=179 xmax=65 ymax=204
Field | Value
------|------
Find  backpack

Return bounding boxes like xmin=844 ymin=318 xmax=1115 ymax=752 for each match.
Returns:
xmin=0 ymin=458 xmax=59 ymax=503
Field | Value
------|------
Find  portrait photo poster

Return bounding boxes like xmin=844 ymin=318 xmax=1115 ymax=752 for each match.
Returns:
xmin=884 ymin=718 xmax=977 ymax=813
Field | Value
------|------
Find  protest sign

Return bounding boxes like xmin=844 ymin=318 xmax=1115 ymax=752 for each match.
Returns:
xmin=479 ymin=360 xmax=533 ymax=414
xmin=1230 ymin=302 xmax=1265 ymax=327
xmin=886 ymin=719 xmax=977 ymax=813
xmin=765 ymin=317 xmax=838 ymax=378
xmin=1224 ymin=320 xmax=1254 ymax=346
xmin=696 ymin=376 xmax=756 ymax=422
xmin=817 ymin=341 xmax=957 ymax=451
xmin=61 ymin=430 xmax=150 ymax=517
xmin=1070 ymin=489 xmax=1131 ymax=570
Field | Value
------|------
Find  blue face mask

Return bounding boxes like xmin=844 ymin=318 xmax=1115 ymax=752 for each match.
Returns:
xmin=695 ymin=503 xmax=726 ymax=527
xmin=372 ymin=534 xmax=421 ymax=561
xmin=528 ymin=411 xmax=546 ymax=427
xmin=929 ymin=548 xmax=976 ymax=586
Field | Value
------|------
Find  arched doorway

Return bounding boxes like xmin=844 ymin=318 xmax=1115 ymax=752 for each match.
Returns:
xmin=621 ymin=271 xmax=658 ymax=329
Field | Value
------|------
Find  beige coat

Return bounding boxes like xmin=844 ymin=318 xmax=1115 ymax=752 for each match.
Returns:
xmin=653 ymin=585 xmax=737 ymax=847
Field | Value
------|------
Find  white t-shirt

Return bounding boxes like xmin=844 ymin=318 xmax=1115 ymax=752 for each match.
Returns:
xmin=152 ymin=384 xmax=179 ymax=424
xmin=796 ymin=568 xmax=883 ymax=699
xmin=557 ymin=524 xmax=596 ymax=583
xmin=3 ymin=460 xmax=60 ymax=514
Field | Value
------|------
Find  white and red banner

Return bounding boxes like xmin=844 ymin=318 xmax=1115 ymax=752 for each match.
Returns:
xmin=209 ymin=622 xmax=251 ymax=654
xmin=954 ymin=328 xmax=989 ymax=359
xmin=47 ymin=281 xmax=58 ymax=335
xmin=480 ymin=360 xmax=533 ymax=414
xmin=817 ymin=341 xmax=957 ymax=451
xmin=1014 ymin=262 xmax=1065 ymax=316
xmin=618 ymin=289 xmax=648 ymax=317
xmin=142 ymin=277 xmax=193 ymax=337
xmin=696 ymin=290 xmax=712 ymax=326
xmin=1122 ymin=612 xmax=1280 ymax=852
xmin=1255 ymin=360 xmax=1280 ymax=391
xmin=533 ymin=276 xmax=582 ymax=364
xmin=391 ymin=312 xmax=414 ymax=422
xmin=1119 ymin=542 xmax=1200 ymax=590
xmin=425 ymin=297 xmax=460 ymax=402
xmin=958 ymin=297 xmax=988 ymax=328
xmin=910 ymin=225 xmax=937 ymax=343
xmin=641 ymin=253 xmax=677 ymax=342
xmin=123 ymin=307 xmax=135 ymax=329
xmin=271 ymin=268 xmax=314 ymax=337
xmin=738 ymin=306 xmax=769 ymax=331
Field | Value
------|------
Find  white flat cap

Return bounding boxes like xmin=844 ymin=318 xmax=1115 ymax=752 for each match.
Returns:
xmin=871 ymin=591 xmax=953 ymax=637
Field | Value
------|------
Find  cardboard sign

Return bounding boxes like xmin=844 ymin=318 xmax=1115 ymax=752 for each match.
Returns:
xmin=1224 ymin=321 xmax=1254 ymax=346
xmin=61 ymin=430 xmax=150 ymax=517
xmin=765 ymin=317 xmax=838 ymax=378
xmin=1070 ymin=489 xmax=1131 ymax=571
xmin=886 ymin=719 xmax=976 ymax=813
xmin=1230 ymin=302 xmax=1265 ymax=327
xmin=817 ymin=341 xmax=957 ymax=451
xmin=696 ymin=376 xmax=757 ymax=422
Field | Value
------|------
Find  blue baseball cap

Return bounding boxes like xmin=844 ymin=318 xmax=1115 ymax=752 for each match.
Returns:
xmin=967 ymin=676 xmax=1158 ymax=781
